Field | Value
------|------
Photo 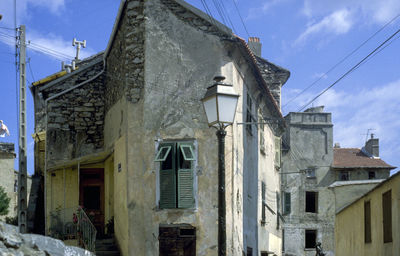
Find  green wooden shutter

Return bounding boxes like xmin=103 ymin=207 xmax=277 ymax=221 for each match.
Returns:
xmin=177 ymin=142 xmax=194 ymax=209
xmin=284 ymin=192 xmax=291 ymax=214
xmin=261 ymin=181 xmax=266 ymax=223
xmin=159 ymin=143 xmax=176 ymax=209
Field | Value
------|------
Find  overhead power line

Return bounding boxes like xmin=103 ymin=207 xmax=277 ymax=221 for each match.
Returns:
xmin=283 ymin=12 xmax=400 ymax=110
xmin=217 ymin=0 xmax=237 ymax=34
xmin=298 ymin=26 xmax=400 ymax=112
xmin=0 ymin=31 xmax=73 ymax=61
xmin=231 ymin=0 xmax=250 ymax=38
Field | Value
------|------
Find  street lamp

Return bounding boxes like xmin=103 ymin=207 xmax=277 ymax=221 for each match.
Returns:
xmin=201 ymin=75 xmax=239 ymax=256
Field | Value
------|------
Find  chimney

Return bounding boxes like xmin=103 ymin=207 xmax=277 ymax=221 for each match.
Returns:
xmin=365 ymin=133 xmax=379 ymax=157
xmin=248 ymin=37 xmax=262 ymax=57
xmin=334 ymin=143 xmax=340 ymax=148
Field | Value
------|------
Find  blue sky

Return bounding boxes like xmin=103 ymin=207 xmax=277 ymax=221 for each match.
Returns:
xmin=0 ymin=0 xmax=399 ymax=174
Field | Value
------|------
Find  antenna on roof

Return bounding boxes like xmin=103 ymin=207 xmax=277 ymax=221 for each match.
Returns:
xmin=72 ymin=38 xmax=86 ymax=61
xmin=362 ymin=128 xmax=375 ymax=142
xmin=62 ymin=60 xmax=76 ymax=73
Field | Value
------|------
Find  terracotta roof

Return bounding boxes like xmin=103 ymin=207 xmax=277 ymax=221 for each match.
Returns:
xmin=333 ymin=148 xmax=395 ymax=169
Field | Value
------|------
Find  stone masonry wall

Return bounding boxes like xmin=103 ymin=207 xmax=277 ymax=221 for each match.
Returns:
xmin=105 ymin=0 xmax=145 ymax=112
xmin=43 ymin=60 xmax=105 ymax=164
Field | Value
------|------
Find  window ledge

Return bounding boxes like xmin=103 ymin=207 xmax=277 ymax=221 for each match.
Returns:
xmin=304 ymin=248 xmax=316 ymax=251
xmin=154 ymin=207 xmax=197 ymax=213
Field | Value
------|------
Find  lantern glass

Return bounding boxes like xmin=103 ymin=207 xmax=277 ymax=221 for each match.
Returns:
xmin=202 ymin=95 xmax=217 ymax=125
xmin=217 ymin=94 xmax=238 ymax=124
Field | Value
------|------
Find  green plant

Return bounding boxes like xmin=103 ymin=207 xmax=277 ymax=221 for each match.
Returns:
xmin=0 ymin=186 xmax=10 ymax=216
xmin=5 ymin=216 xmax=18 ymax=225
xmin=106 ymin=217 xmax=114 ymax=235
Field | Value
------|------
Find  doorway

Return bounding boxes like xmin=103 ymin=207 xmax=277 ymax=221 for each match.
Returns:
xmin=79 ymin=168 xmax=104 ymax=237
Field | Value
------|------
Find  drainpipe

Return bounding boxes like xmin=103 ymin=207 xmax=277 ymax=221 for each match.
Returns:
xmin=43 ymin=55 xmax=106 ymax=235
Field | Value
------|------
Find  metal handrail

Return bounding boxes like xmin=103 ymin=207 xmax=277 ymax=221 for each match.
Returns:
xmin=48 ymin=206 xmax=97 ymax=252
xmin=76 ymin=206 xmax=97 ymax=252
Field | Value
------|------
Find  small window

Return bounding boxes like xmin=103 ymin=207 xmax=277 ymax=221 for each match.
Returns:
xmin=382 ymin=190 xmax=392 ymax=243
xmin=306 ymin=168 xmax=316 ymax=179
xmin=14 ymin=180 xmax=18 ymax=192
xmin=259 ymin=114 xmax=265 ymax=154
xmin=246 ymin=247 xmax=253 ymax=256
xmin=339 ymin=171 xmax=349 ymax=181
xmin=283 ymin=192 xmax=291 ymax=215
xmin=155 ymin=146 xmax=172 ymax=162
xmin=368 ymin=171 xmax=375 ymax=179
xmin=364 ymin=201 xmax=371 ymax=243
xmin=305 ymin=191 xmax=318 ymax=213
xmin=260 ymin=252 xmax=268 ymax=256
xmin=261 ymin=181 xmax=266 ymax=225
xmin=246 ymin=93 xmax=256 ymax=135
xmin=305 ymin=230 xmax=317 ymax=249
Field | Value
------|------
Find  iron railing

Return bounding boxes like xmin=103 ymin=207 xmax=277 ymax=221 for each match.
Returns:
xmin=76 ymin=206 xmax=97 ymax=252
xmin=49 ymin=206 xmax=97 ymax=252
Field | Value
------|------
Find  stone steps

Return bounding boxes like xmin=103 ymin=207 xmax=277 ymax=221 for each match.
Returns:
xmin=95 ymin=237 xmax=120 ymax=256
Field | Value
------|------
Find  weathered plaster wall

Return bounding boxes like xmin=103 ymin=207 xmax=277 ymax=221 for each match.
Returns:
xmin=281 ymin=110 xmax=335 ymax=256
xmin=335 ymin=173 xmax=400 ymax=256
xmin=107 ymin=0 xmax=285 ymax=255
xmin=333 ymin=168 xmax=390 ymax=181
xmin=104 ymin=156 xmax=114 ymax=232
xmin=113 ymin=136 xmax=128 ymax=256
xmin=330 ymin=182 xmax=381 ymax=212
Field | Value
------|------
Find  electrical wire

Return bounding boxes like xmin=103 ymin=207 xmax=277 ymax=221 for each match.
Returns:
xmin=216 ymin=0 xmax=237 ymax=34
xmin=0 ymin=26 xmax=15 ymax=31
xmin=231 ymin=0 xmax=250 ymax=38
xmin=27 ymin=57 xmax=36 ymax=82
xmin=283 ymin=12 xmax=400 ymax=109
xmin=211 ymin=0 xmax=228 ymax=27
xmin=0 ymin=31 xmax=74 ymax=61
xmin=200 ymin=0 xmax=218 ymax=29
xmin=298 ymin=26 xmax=400 ymax=112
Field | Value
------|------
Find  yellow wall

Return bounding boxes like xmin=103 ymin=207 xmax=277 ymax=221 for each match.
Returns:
xmin=46 ymin=167 xmax=79 ymax=232
xmin=335 ymin=173 xmax=400 ymax=256
xmin=104 ymin=156 xmax=114 ymax=232
xmin=113 ymin=136 xmax=128 ymax=256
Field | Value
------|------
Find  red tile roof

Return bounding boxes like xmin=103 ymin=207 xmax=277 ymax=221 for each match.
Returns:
xmin=333 ymin=148 xmax=395 ymax=169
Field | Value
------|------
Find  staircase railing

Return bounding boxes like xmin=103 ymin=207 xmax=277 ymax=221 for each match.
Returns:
xmin=76 ymin=206 xmax=97 ymax=252
xmin=48 ymin=206 xmax=97 ymax=252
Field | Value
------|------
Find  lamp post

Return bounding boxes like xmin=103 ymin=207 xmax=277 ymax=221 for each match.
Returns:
xmin=201 ymin=76 xmax=239 ymax=256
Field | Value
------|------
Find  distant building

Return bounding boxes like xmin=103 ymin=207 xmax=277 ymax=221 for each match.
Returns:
xmin=335 ymin=171 xmax=400 ymax=256
xmin=0 ymin=143 xmax=31 ymax=219
xmin=329 ymin=135 xmax=395 ymax=212
xmin=281 ymin=106 xmax=335 ymax=256
xmin=281 ymin=106 xmax=395 ymax=256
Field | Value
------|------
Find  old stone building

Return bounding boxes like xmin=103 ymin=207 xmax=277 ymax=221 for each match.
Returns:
xmin=281 ymin=106 xmax=394 ymax=256
xmin=30 ymin=0 xmax=290 ymax=255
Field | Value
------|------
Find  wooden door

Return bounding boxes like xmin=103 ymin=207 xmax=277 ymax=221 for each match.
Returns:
xmin=79 ymin=168 xmax=104 ymax=237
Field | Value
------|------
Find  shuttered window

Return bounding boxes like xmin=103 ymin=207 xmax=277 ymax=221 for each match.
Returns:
xmin=157 ymin=142 xmax=195 ymax=209
xmin=364 ymin=201 xmax=371 ymax=243
xmin=283 ymin=192 xmax=291 ymax=215
xmin=382 ymin=190 xmax=392 ymax=243
xmin=261 ymin=181 xmax=266 ymax=224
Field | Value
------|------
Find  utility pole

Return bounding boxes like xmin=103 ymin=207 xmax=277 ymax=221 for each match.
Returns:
xmin=17 ymin=25 xmax=27 ymax=234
